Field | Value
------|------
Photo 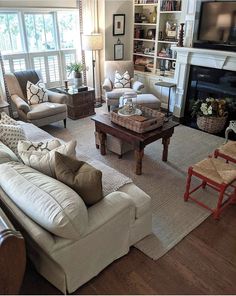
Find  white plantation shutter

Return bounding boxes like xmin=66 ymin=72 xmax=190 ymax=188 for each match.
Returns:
xmin=3 ymin=59 xmax=10 ymax=73
xmin=47 ymin=55 xmax=60 ymax=82
xmin=13 ymin=58 xmax=26 ymax=72
xmin=33 ymin=56 xmax=47 ymax=82
xmin=63 ymin=51 xmax=76 ymax=78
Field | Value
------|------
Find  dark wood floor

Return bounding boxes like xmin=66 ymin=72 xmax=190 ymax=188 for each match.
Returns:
xmin=20 ymin=205 xmax=236 ymax=295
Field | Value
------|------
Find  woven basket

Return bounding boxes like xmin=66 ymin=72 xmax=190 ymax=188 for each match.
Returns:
xmin=111 ymin=104 xmax=165 ymax=133
xmin=197 ymin=115 xmax=227 ymax=134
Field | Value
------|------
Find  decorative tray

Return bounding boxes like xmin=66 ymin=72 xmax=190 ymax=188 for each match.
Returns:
xmin=111 ymin=104 xmax=165 ymax=133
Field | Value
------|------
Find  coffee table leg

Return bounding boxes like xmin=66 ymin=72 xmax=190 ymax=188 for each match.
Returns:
xmin=162 ymin=137 xmax=170 ymax=161
xmin=135 ymin=149 xmax=144 ymax=175
xmin=98 ymin=132 xmax=106 ymax=155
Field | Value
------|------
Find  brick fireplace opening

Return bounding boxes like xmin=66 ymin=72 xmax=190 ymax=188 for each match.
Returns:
xmin=183 ymin=65 xmax=236 ymax=138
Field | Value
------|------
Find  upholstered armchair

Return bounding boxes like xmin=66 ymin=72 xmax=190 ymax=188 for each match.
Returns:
xmin=5 ymin=70 xmax=67 ymax=127
xmin=103 ymin=61 xmax=144 ymax=111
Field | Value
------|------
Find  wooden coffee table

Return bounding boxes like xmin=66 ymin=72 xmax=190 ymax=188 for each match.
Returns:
xmin=91 ymin=114 xmax=179 ymax=175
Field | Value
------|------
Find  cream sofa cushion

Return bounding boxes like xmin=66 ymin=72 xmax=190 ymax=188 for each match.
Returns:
xmin=18 ymin=140 xmax=76 ymax=177
xmin=0 ymin=161 xmax=88 ymax=239
xmin=27 ymin=102 xmax=67 ymax=120
xmin=0 ymin=141 xmax=19 ymax=164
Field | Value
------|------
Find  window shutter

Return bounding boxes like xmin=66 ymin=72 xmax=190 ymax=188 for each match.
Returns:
xmin=47 ymin=55 xmax=60 ymax=82
xmin=13 ymin=58 xmax=26 ymax=72
xmin=33 ymin=56 xmax=47 ymax=82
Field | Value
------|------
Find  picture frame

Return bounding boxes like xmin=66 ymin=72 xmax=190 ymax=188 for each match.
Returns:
xmin=113 ymin=14 xmax=125 ymax=36
xmin=114 ymin=43 xmax=124 ymax=60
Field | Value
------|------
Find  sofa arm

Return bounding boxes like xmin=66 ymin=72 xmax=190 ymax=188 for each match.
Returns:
xmin=47 ymin=90 xmax=67 ymax=104
xmin=102 ymin=78 xmax=112 ymax=92
xmin=86 ymin=191 xmax=135 ymax=235
xmin=11 ymin=95 xmax=30 ymax=114
xmin=132 ymin=80 xmax=144 ymax=92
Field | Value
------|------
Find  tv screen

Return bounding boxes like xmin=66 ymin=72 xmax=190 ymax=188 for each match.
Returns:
xmin=198 ymin=1 xmax=236 ymax=44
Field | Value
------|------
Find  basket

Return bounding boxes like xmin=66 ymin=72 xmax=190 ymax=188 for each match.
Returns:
xmin=111 ymin=104 xmax=165 ymax=133
xmin=197 ymin=115 xmax=227 ymax=134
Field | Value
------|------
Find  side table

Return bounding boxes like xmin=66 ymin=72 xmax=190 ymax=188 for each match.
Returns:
xmin=155 ymin=81 xmax=176 ymax=118
xmin=52 ymin=86 xmax=96 ymax=120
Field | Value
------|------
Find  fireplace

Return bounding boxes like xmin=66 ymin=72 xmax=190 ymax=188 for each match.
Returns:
xmin=184 ymin=65 xmax=236 ymax=136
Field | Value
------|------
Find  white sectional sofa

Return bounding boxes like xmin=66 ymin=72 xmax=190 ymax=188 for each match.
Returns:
xmin=0 ymin=122 xmax=151 ymax=294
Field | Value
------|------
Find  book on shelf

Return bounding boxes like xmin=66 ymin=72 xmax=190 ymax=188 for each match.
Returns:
xmin=161 ymin=0 xmax=181 ymax=11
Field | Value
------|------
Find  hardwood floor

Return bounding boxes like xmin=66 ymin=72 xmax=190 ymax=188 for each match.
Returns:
xmin=20 ymin=205 xmax=236 ymax=295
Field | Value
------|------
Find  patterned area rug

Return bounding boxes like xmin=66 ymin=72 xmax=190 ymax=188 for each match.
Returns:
xmin=43 ymin=105 xmax=224 ymax=260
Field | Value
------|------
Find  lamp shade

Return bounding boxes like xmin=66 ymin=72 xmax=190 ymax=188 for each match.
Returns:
xmin=82 ymin=33 xmax=103 ymax=51
xmin=216 ymin=14 xmax=231 ymax=28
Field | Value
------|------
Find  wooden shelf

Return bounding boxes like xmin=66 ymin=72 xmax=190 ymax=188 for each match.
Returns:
xmin=133 ymin=53 xmax=155 ymax=58
xmin=134 ymin=23 xmax=156 ymax=26
xmin=134 ymin=3 xmax=158 ymax=6
xmin=158 ymin=40 xmax=178 ymax=44
xmin=156 ymin=56 xmax=176 ymax=61
xmin=160 ymin=11 xmax=182 ymax=14
xmin=134 ymin=38 xmax=156 ymax=42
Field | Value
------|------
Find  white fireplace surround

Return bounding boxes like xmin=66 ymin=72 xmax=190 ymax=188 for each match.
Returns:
xmin=173 ymin=47 xmax=236 ymax=118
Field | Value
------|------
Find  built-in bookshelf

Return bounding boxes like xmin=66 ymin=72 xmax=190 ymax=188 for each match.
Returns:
xmin=133 ymin=0 xmax=182 ymax=79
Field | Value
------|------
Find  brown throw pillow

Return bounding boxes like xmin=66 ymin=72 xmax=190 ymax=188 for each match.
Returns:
xmin=54 ymin=152 xmax=103 ymax=206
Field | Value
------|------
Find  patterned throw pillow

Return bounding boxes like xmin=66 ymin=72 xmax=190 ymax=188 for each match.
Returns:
xmin=18 ymin=139 xmax=61 ymax=155
xmin=114 ymin=71 xmax=131 ymax=88
xmin=26 ymin=80 xmax=48 ymax=105
xmin=18 ymin=140 xmax=77 ymax=178
xmin=0 ymin=112 xmax=19 ymax=125
xmin=0 ymin=124 xmax=26 ymax=157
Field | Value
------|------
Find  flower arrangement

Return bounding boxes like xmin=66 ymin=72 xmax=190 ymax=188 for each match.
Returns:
xmin=192 ymin=98 xmax=228 ymax=118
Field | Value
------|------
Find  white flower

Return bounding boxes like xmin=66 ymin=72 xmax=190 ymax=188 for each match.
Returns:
xmin=206 ymin=98 xmax=210 ymax=102
xmin=200 ymin=103 xmax=207 ymax=113
xmin=203 ymin=110 xmax=208 ymax=115
xmin=208 ymin=106 xmax=212 ymax=115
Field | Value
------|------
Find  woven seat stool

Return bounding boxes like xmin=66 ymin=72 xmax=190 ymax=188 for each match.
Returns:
xmin=184 ymin=157 xmax=236 ymax=219
xmin=214 ymin=141 xmax=236 ymax=164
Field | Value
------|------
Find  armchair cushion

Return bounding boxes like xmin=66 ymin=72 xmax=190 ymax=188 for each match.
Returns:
xmin=27 ymin=102 xmax=67 ymax=120
xmin=47 ymin=89 xmax=67 ymax=104
xmin=11 ymin=95 xmax=30 ymax=114
xmin=114 ymin=71 xmax=131 ymax=88
xmin=106 ymin=88 xmax=135 ymax=100
xmin=26 ymin=80 xmax=48 ymax=105
xmin=102 ymin=78 xmax=112 ymax=92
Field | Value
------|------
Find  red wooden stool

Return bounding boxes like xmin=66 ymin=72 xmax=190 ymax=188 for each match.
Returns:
xmin=214 ymin=141 xmax=236 ymax=164
xmin=184 ymin=157 xmax=236 ymax=219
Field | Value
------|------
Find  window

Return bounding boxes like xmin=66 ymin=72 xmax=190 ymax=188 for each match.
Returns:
xmin=57 ymin=11 xmax=79 ymax=49
xmin=0 ymin=13 xmax=23 ymax=54
xmin=0 ymin=10 xmax=80 ymax=87
xmin=24 ymin=13 xmax=56 ymax=52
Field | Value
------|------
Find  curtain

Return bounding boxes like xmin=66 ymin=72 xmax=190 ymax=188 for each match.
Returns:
xmin=81 ymin=0 xmax=102 ymax=100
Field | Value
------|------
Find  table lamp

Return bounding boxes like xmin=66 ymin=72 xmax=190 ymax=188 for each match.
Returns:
xmin=82 ymin=33 xmax=103 ymax=107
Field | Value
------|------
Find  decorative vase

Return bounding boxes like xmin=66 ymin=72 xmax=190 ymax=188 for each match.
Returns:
xmin=197 ymin=115 xmax=227 ymax=134
xmin=74 ymin=72 xmax=82 ymax=88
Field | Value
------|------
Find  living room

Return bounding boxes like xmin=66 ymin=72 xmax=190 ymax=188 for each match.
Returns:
xmin=0 ymin=0 xmax=236 ymax=295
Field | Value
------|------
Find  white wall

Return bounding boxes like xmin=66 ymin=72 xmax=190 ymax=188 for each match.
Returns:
xmin=105 ymin=0 xmax=133 ymax=61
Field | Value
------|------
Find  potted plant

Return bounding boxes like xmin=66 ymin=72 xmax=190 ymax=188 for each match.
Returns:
xmin=66 ymin=62 xmax=85 ymax=88
xmin=191 ymin=97 xmax=228 ymax=134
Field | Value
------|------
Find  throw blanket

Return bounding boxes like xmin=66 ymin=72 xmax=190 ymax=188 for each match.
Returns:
xmin=20 ymin=122 xmax=132 ymax=196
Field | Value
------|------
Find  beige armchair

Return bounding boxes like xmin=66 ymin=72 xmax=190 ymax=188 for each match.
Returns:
xmin=103 ymin=61 xmax=144 ymax=111
xmin=5 ymin=70 xmax=67 ymax=127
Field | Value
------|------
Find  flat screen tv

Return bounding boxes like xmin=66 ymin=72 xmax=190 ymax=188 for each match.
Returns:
xmin=195 ymin=1 xmax=236 ymax=51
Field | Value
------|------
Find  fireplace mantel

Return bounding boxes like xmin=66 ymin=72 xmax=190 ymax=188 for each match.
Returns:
xmin=172 ymin=47 xmax=236 ymax=118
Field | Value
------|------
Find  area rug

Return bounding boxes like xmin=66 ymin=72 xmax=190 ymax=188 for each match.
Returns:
xmin=43 ymin=106 xmax=225 ymax=261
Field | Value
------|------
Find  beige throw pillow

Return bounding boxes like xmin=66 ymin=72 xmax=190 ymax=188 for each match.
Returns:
xmin=114 ymin=70 xmax=131 ymax=88
xmin=55 ymin=152 xmax=103 ymax=206
xmin=18 ymin=139 xmax=61 ymax=155
xmin=26 ymin=80 xmax=48 ymax=105
xmin=0 ymin=112 xmax=19 ymax=125
xmin=18 ymin=140 xmax=76 ymax=178
xmin=0 ymin=124 xmax=26 ymax=157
